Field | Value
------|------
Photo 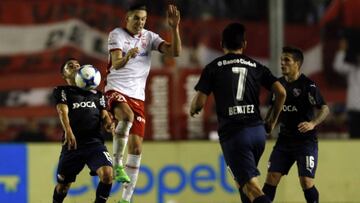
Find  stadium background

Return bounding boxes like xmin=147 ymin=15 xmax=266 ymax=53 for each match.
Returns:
xmin=0 ymin=0 xmax=359 ymax=202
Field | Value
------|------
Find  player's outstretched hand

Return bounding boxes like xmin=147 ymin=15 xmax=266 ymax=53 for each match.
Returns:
xmin=63 ymin=131 xmax=77 ymax=150
xmin=167 ymin=4 xmax=180 ymax=29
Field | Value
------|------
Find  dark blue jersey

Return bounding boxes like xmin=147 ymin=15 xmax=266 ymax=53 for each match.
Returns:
xmin=272 ymin=74 xmax=326 ymax=146
xmin=195 ymin=53 xmax=277 ymax=140
xmin=53 ymin=86 xmax=106 ymax=147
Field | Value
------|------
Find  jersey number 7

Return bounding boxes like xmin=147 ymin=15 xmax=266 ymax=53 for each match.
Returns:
xmin=232 ymin=67 xmax=248 ymax=101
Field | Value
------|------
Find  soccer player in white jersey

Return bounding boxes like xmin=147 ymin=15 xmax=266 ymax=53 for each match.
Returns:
xmin=105 ymin=3 xmax=181 ymax=203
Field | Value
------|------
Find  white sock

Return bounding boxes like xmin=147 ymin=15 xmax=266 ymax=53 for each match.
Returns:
xmin=113 ymin=121 xmax=132 ymax=167
xmin=122 ymin=154 xmax=141 ymax=201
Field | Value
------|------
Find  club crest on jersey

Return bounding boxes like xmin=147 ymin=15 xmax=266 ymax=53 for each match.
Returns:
xmin=292 ymin=88 xmax=301 ymax=97
xmin=141 ymin=38 xmax=148 ymax=49
xmin=72 ymin=101 xmax=96 ymax=109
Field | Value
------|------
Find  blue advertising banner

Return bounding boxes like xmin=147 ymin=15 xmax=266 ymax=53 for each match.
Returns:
xmin=0 ymin=144 xmax=27 ymax=203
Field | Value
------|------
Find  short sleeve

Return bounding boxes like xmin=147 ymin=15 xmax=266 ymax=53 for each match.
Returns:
xmin=194 ymin=65 xmax=213 ymax=95
xmin=149 ymin=31 xmax=165 ymax=51
xmin=53 ymin=87 xmax=67 ymax=105
xmin=260 ymin=65 xmax=278 ymax=91
xmin=108 ymin=29 xmax=124 ymax=52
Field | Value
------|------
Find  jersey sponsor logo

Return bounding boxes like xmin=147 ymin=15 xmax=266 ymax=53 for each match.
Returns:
xmin=292 ymin=88 xmax=301 ymax=97
xmin=228 ymin=105 xmax=255 ymax=116
xmin=217 ymin=59 xmax=256 ymax=67
xmin=282 ymin=105 xmax=298 ymax=112
xmin=72 ymin=101 xmax=97 ymax=109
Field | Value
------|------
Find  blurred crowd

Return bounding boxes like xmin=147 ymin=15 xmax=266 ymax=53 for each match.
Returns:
xmin=0 ymin=0 xmax=359 ymax=142
xmin=106 ymin=0 xmax=331 ymax=24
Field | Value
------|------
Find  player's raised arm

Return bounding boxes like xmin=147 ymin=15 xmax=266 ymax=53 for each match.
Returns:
xmin=56 ymin=103 xmax=77 ymax=150
xmin=190 ymin=91 xmax=208 ymax=117
xmin=265 ymin=81 xmax=286 ymax=133
xmin=159 ymin=4 xmax=182 ymax=57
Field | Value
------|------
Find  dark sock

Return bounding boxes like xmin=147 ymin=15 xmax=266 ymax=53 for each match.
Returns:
xmin=53 ymin=187 xmax=67 ymax=203
xmin=95 ymin=181 xmax=112 ymax=203
xmin=262 ymin=183 xmax=277 ymax=201
xmin=253 ymin=195 xmax=271 ymax=203
xmin=303 ymin=186 xmax=319 ymax=203
xmin=238 ymin=187 xmax=251 ymax=203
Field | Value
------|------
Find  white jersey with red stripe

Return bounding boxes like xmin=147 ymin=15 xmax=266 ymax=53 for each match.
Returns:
xmin=105 ymin=27 xmax=164 ymax=101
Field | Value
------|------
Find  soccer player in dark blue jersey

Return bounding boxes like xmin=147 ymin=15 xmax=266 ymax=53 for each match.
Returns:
xmin=262 ymin=46 xmax=329 ymax=203
xmin=190 ymin=23 xmax=286 ymax=203
xmin=52 ymin=59 xmax=114 ymax=203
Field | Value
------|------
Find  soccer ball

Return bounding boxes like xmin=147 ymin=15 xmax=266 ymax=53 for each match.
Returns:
xmin=75 ymin=64 xmax=101 ymax=90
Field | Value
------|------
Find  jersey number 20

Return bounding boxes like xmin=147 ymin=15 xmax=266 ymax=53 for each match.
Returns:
xmin=232 ymin=67 xmax=248 ymax=101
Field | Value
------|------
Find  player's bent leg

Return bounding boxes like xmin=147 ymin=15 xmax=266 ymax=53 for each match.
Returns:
xmin=94 ymin=166 xmax=113 ymax=203
xmin=53 ymin=183 xmax=71 ymax=203
xmin=242 ymin=177 xmax=271 ymax=203
xmin=97 ymin=166 xmax=113 ymax=184
xmin=113 ymin=103 xmax=133 ymax=183
xmin=262 ymin=171 xmax=282 ymax=201
xmin=300 ymin=176 xmax=319 ymax=203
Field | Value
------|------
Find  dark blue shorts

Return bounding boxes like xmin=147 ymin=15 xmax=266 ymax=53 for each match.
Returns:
xmin=220 ymin=125 xmax=266 ymax=186
xmin=56 ymin=144 xmax=112 ymax=184
xmin=268 ymin=142 xmax=318 ymax=178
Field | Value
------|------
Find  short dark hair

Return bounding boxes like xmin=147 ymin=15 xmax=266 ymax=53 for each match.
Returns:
xmin=60 ymin=58 xmax=77 ymax=74
xmin=128 ymin=3 xmax=147 ymax=12
xmin=221 ymin=23 xmax=246 ymax=50
xmin=282 ymin=46 xmax=304 ymax=66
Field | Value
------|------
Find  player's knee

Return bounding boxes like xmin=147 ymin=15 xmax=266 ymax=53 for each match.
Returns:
xmin=299 ymin=176 xmax=314 ymax=189
xmin=266 ymin=172 xmax=282 ymax=186
xmin=129 ymin=146 xmax=142 ymax=155
xmin=100 ymin=173 xmax=113 ymax=184
xmin=98 ymin=167 xmax=113 ymax=184
xmin=56 ymin=183 xmax=71 ymax=194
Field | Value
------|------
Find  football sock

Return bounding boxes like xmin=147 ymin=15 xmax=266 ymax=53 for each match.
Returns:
xmin=95 ymin=182 xmax=112 ymax=203
xmin=122 ymin=154 xmax=141 ymax=201
xmin=113 ymin=121 xmax=132 ymax=166
xmin=53 ymin=187 xmax=67 ymax=203
xmin=253 ymin=195 xmax=271 ymax=203
xmin=238 ymin=188 xmax=251 ymax=203
xmin=262 ymin=183 xmax=277 ymax=201
xmin=303 ymin=185 xmax=319 ymax=203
